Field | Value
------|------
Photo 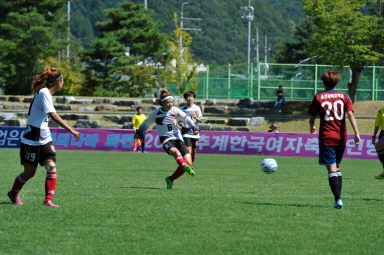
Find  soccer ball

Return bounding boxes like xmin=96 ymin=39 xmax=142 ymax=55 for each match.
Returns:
xmin=261 ymin=158 xmax=278 ymax=174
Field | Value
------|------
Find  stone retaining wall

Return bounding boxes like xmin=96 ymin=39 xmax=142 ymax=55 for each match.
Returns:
xmin=0 ymin=95 xmax=307 ymax=130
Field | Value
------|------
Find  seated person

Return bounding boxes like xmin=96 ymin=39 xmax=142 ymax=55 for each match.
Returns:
xmin=268 ymin=123 xmax=279 ymax=133
xmin=272 ymin=85 xmax=285 ymax=112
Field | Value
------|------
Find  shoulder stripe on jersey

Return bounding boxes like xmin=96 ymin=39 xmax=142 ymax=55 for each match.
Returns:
xmin=28 ymin=95 xmax=37 ymax=116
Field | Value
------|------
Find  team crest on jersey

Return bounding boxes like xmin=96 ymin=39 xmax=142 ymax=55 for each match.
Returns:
xmin=51 ymin=145 xmax=56 ymax=152
xmin=172 ymin=114 xmax=177 ymax=119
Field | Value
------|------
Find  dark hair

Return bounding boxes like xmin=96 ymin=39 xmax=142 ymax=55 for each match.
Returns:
xmin=321 ymin=70 xmax=340 ymax=89
xmin=184 ymin=90 xmax=196 ymax=100
xmin=31 ymin=66 xmax=62 ymax=94
xmin=159 ymin=89 xmax=173 ymax=105
xmin=136 ymin=106 xmax=143 ymax=111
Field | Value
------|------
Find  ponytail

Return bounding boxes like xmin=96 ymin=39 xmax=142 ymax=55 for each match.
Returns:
xmin=159 ymin=89 xmax=173 ymax=105
xmin=31 ymin=66 xmax=62 ymax=94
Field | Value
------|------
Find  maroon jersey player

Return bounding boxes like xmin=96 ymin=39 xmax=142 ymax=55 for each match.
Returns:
xmin=308 ymin=70 xmax=360 ymax=209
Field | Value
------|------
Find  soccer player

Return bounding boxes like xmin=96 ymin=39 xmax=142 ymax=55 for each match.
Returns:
xmin=138 ymin=89 xmax=199 ymax=189
xmin=7 ymin=66 xmax=80 ymax=207
xmin=132 ymin=106 xmax=147 ymax=153
xmin=372 ymin=108 xmax=384 ymax=179
xmin=308 ymin=70 xmax=360 ymax=209
xmin=179 ymin=91 xmax=204 ymax=163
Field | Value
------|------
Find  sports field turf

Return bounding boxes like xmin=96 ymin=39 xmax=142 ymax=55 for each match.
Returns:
xmin=0 ymin=148 xmax=383 ymax=255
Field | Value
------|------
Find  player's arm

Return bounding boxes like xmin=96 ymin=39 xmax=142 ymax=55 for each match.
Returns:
xmin=49 ymin=112 xmax=80 ymax=138
xmin=309 ymin=116 xmax=316 ymax=134
xmin=194 ymin=107 xmax=204 ymax=123
xmin=137 ymin=111 xmax=155 ymax=133
xmin=346 ymin=111 xmax=360 ymax=146
xmin=177 ymin=108 xmax=199 ymax=134
xmin=372 ymin=111 xmax=382 ymax=145
xmin=308 ymin=97 xmax=318 ymax=134
xmin=372 ymin=126 xmax=380 ymax=145
xmin=132 ymin=115 xmax=137 ymax=133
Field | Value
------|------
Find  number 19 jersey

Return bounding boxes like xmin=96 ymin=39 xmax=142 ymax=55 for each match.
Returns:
xmin=308 ymin=90 xmax=354 ymax=146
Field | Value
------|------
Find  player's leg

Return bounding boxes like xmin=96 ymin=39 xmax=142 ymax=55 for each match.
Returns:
xmin=8 ymin=143 xmax=38 ymax=205
xmin=320 ymin=144 xmax=342 ymax=208
xmin=41 ymin=142 xmax=59 ymax=207
xmin=191 ymin=139 xmax=199 ymax=163
xmin=164 ymin=141 xmax=185 ymax=188
xmin=375 ymin=132 xmax=384 ymax=178
xmin=43 ymin=159 xmax=59 ymax=207
xmin=8 ymin=163 xmax=36 ymax=205
xmin=139 ymin=131 xmax=146 ymax=153
xmin=183 ymin=137 xmax=193 ymax=161
xmin=334 ymin=145 xmax=345 ymax=202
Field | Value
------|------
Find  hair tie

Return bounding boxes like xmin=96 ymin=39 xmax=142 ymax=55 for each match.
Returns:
xmin=48 ymin=74 xmax=63 ymax=83
xmin=161 ymin=95 xmax=174 ymax=103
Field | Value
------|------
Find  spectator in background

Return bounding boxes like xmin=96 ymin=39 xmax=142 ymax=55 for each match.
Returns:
xmin=273 ymin=85 xmax=285 ymax=112
xmin=132 ymin=106 xmax=147 ymax=153
xmin=268 ymin=123 xmax=279 ymax=133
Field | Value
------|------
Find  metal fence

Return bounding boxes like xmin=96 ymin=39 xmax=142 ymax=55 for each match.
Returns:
xmin=167 ymin=63 xmax=384 ymax=100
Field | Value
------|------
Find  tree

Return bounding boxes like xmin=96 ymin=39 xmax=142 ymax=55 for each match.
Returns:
xmin=273 ymin=19 xmax=318 ymax=64
xmin=302 ymin=0 xmax=384 ymax=102
xmin=81 ymin=2 xmax=168 ymax=97
xmin=41 ymin=57 xmax=84 ymax=96
xmin=0 ymin=0 xmax=69 ymax=95
xmin=166 ymin=13 xmax=198 ymax=97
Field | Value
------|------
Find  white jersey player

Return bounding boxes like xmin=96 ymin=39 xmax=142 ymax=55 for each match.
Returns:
xmin=7 ymin=66 xmax=79 ymax=208
xmin=179 ymin=91 xmax=204 ymax=163
xmin=138 ymin=89 xmax=199 ymax=189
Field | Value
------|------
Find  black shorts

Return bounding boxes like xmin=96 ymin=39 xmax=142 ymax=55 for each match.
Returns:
xmin=162 ymin=139 xmax=189 ymax=156
xmin=20 ymin=141 xmax=56 ymax=167
xmin=137 ymin=130 xmax=146 ymax=141
xmin=183 ymin=137 xmax=199 ymax=149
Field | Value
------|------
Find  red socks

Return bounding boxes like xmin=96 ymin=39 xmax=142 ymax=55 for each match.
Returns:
xmin=11 ymin=174 xmax=27 ymax=195
xmin=45 ymin=171 xmax=57 ymax=201
xmin=169 ymin=166 xmax=185 ymax=181
xmin=176 ymin=155 xmax=187 ymax=167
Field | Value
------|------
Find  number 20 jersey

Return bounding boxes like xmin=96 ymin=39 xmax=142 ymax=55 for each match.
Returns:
xmin=308 ymin=90 xmax=354 ymax=146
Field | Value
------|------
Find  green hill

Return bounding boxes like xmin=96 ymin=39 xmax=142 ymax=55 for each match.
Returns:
xmin=71 ymin=0 xmax=305 ymax=65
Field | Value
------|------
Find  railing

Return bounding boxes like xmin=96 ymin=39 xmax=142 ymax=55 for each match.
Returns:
xmin=167 ymin=63 xmax=384 ymax=100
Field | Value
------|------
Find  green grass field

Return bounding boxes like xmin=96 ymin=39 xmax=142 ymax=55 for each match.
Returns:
xmin=1 ymin=148 xmax=383 ymax=255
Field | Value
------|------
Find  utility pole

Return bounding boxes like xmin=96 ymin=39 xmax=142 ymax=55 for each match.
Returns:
xmin=241 ymin=0 xmax=254 ymax=77
xmin=144 ymin=0 xmax=147 ymax=9
xmin=255 ymin=26 xmax=259 ymax=73
xmin=67 ymin=1 xmax=70 ymax=62
xmin=264 ymin=34 xmax=268 ymax=76
xmin=179 ymin=2 xmax=201 ymax=57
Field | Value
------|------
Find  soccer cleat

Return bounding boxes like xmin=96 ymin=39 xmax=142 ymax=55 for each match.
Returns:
xmin=143 ymin=150 xmax=147 ymax=153
xmin=334 ymin=199 xmax=343 ymax=209
xmin=7 ymin=191 xmax=23 ymax=205
xmin=43 ymin=200 xmax=60 ymax=207
xmin=374 ymin=173 xmax=384 ymax=179
xmin=165 ymin=176 xmax=173 ymax=189
xmin=184 ymin=165 xmax=195 ymax=176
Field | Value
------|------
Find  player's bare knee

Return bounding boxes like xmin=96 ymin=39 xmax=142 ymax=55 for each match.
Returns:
xmin=23 ymin=164 xmax=37 ymax=179
xmin=45 ymin=161 xmax=56 ymax=172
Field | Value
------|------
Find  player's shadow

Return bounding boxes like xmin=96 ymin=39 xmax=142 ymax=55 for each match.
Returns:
xmin=358 ymin=198 xmax=384 ymax=202
xmin=120 ymin=186 xmax=161 ymax=190
xmin=0 ymin=202 xmax=12 ymax=205
xmin=241 ymin=201 xmax=327 ymax=208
